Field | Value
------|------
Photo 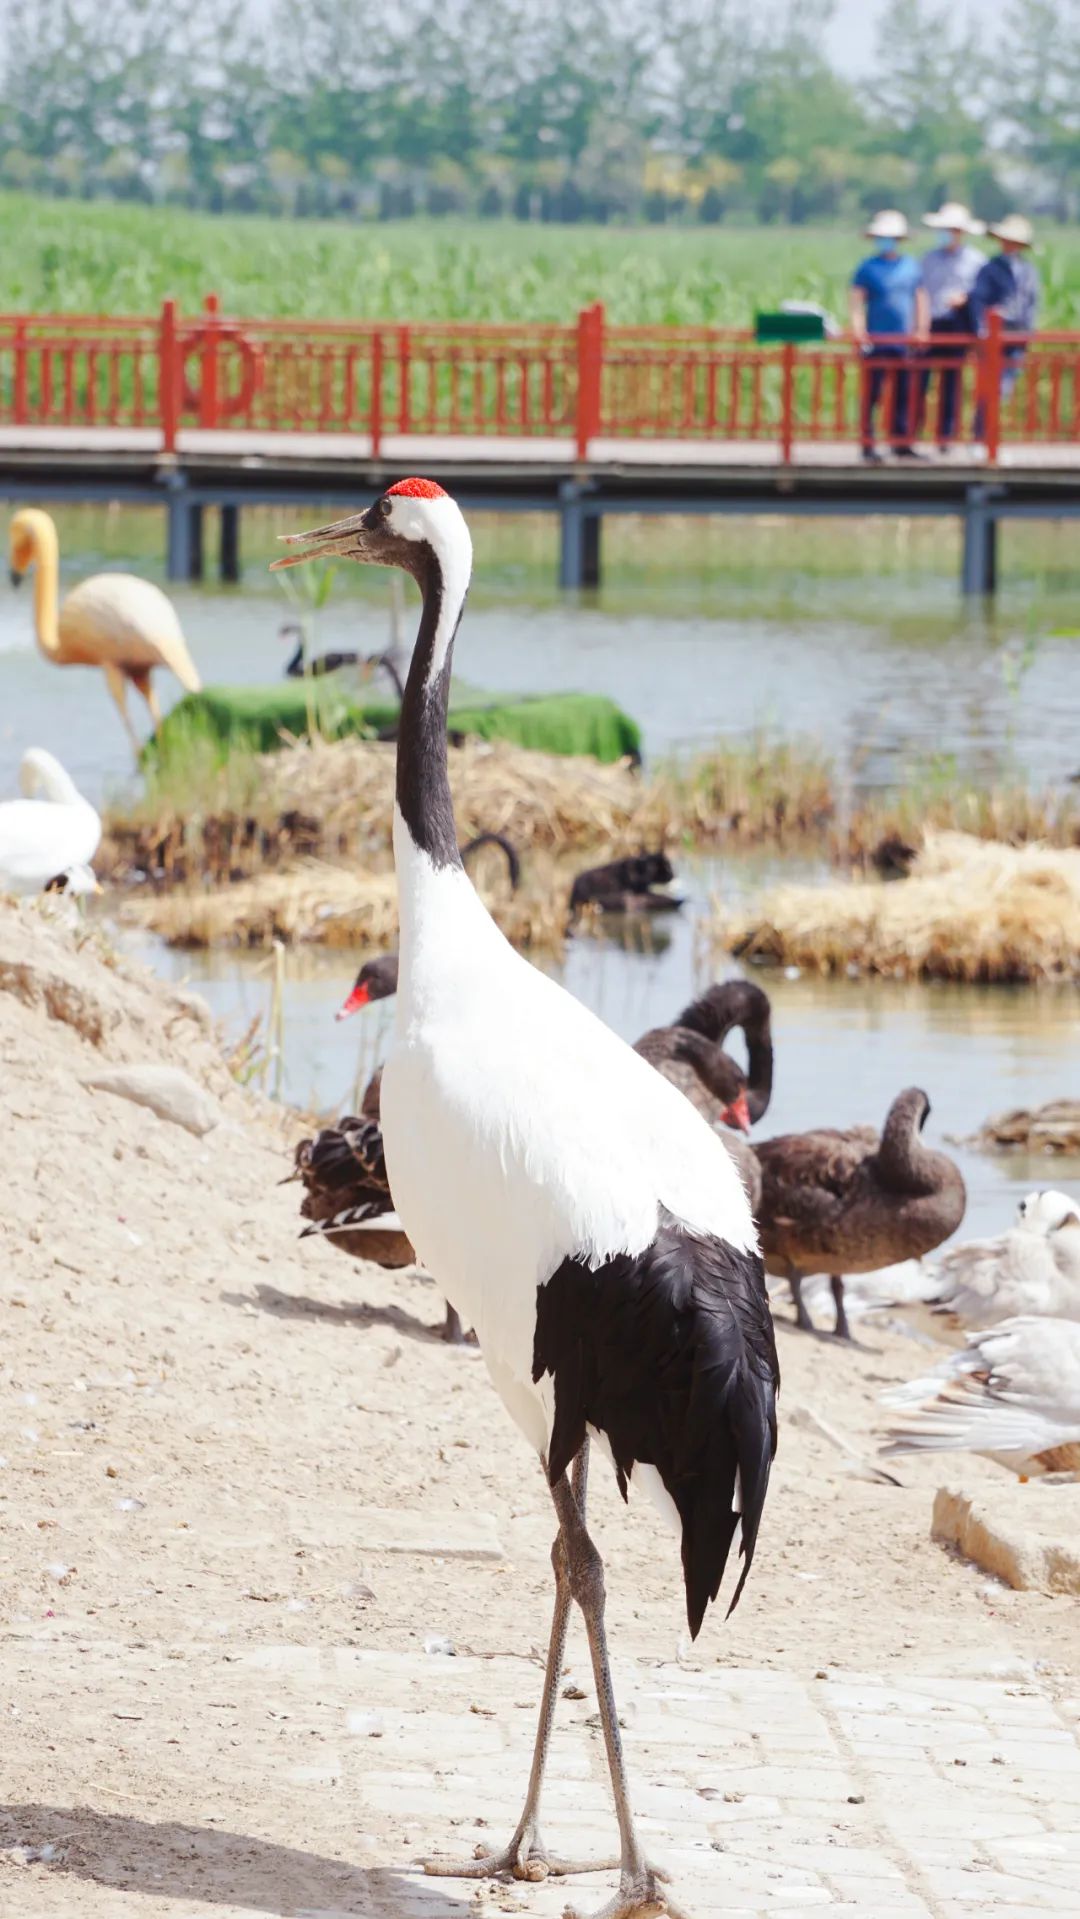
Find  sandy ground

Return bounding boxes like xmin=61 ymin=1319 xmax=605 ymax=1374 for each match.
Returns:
xmin=1 ymin=899 xmax=1078 ymax=1917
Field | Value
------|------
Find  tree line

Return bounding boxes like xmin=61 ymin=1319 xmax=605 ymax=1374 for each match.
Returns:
xmin=0 ymin=0 xmax=1077 ymax=226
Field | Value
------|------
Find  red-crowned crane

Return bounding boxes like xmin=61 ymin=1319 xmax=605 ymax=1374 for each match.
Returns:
xmin=273 ymin=479 xmax=779 ymax=1919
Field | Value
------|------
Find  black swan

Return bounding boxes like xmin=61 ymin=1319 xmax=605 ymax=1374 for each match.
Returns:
xmin=569 ymin=850 xmax=682 ymax=916
xmin=755 ymin=1086 xmax=966 ymax=1340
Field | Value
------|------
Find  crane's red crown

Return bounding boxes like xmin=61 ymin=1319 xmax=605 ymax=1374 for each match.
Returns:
xmin=387 ymin=477 xmax=447 ymax=499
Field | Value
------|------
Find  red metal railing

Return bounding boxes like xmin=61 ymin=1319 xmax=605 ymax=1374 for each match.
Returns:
xmin=0 ymin=299 xmax=1073 ymax=466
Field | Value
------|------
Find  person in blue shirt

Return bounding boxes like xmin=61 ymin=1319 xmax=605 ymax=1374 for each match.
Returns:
xmin=971 ymin=215 xmax=1040 ymax=439
xmin=849 ymin=210 xmax=930 ymax=462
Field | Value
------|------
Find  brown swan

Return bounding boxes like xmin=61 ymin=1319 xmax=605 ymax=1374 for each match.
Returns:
xmin=291 ymin=1083 xmax=467 ymax=1343
xmin=755 ymin=1086 xmax=966 ymax=1340
xmin=634 ymin=980 xmax=773 ymax=1209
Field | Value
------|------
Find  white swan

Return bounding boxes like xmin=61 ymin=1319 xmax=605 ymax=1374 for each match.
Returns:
xmin=0 ymin=749 xmax=101 ymax=896
xmin=880 ymin=1315 xmax=1080 ymax=1478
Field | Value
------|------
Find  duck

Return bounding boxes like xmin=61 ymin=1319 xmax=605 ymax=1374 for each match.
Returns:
xmin=272 ymin=477 xmax=777 ymax=1913
xmin=569 ymin=850 xmax=682 ymax=916
xmin=0 ymin=748 xmax=101 ymax=896
xmin=880 ymin=1316 xmax=1080 ymax=1478
xmin=291 ymin=1093 xmax=467 ymax=1344
xmin=755 ymin=1087 xmax=966 ymax=1340
xmin=635 ymin=980 xmax=773 ymax=1210
xmin=9 ymin=508 xmax=201 ymax=752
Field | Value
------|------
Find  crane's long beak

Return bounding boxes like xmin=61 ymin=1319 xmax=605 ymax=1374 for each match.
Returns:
xmin=270 ymin=510 xmax=376 ymax=571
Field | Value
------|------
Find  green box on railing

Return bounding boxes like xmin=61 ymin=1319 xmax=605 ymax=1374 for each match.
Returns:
xmin=754 ymin=311 xmax=826 ymax=344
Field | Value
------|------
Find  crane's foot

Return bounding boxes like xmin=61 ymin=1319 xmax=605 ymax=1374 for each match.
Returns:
xmin=564 ymin=1863 xmax=689 ymax=1919
xmin=423 ymin=1829 xmax=617 ymax=1881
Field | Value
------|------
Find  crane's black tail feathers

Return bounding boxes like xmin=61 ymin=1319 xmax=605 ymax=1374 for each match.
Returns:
xmin=532 ymin=1209 xmax=779 ymax=1639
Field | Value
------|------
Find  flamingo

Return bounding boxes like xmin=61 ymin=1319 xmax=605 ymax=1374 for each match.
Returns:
xmin=273 ymin=478 xmax=778 ymax=1919
xmin=9 ymin=508 xmax=202 ymax=752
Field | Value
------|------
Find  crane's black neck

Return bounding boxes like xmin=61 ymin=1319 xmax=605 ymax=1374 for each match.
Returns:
xmin=395 ymin=546 xmax=466 ymax=871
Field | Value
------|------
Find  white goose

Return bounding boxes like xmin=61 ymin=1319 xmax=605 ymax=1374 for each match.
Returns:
xmin=0 ymin=748 xmax=100 ymax=896
xmin=880 ymin=1315 xmax=1080 ymax=1478
xmin=274 ymin=479 xmax=779 ymax=1919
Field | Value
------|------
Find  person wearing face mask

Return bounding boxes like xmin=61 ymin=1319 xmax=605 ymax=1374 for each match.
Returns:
xmin=849 ymin=210 xmax=929 ymax=463
xmin=971 ymin=215 xmax=1040 ymax=440
xmin=917 ymin=202 xmax=985 ymax=452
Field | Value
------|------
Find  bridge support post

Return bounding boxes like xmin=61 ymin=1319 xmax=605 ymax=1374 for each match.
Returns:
xmin=220 ymin=503 xmax=240 ymax=583
xmin=558 ymin=483 xmax=601 ymax=590
xmin=166 ymin=484 xmax=204 ymax=583
xmin=961 ymin=485 xmax=998 ymax=596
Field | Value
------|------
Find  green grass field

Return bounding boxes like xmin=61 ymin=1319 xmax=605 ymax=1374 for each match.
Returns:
xmin=5 ymin=193 xmax=1080 ymax=327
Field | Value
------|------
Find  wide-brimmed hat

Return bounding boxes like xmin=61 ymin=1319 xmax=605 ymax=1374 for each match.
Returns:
xmin=988 ymin=214 xmax=1034 ymax=247
xmin=865 ymin=209 xmax=908 ymax=240
xmin=923 ymin=201 xmax=985 ymax=234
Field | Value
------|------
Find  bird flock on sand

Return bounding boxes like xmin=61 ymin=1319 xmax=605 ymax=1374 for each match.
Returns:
xmin=4 ymin=481 xmax=1078 ymax=1919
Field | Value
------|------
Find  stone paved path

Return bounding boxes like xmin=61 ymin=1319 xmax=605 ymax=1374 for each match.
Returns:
xmin=5 ymin=1635 xmax=1079 ymax=1917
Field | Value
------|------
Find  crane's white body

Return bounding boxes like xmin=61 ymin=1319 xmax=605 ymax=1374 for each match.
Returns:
xmin=0 ymin=748 xmax=100 ymax=896
xmin=376 ymin=490 xmax=756 ymax=1462
xmin=882 ymin=1315 xmax=1080 ymax=1476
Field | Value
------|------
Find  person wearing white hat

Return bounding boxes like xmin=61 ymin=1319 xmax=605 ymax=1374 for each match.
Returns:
xmin=850 ymin=210 xmax=929 ymax=462
xmin=971 ymin=216 xmax=1040 ymax=434
xmin=918 ymin=204 xmax=985 ymax=449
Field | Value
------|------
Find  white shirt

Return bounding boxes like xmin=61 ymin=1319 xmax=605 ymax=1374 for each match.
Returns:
xmin=920 ymin=242 xmax=985 ymax=321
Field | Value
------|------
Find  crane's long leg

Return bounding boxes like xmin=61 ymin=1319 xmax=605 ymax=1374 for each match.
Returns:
xmin=549 ymin=1471 xmax=689 ymax=1919
xmin=423 ymin=1442 xmax=616 ymax=1882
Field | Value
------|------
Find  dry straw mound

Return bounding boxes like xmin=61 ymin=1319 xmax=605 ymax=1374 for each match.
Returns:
xmin=715 ymin=830 xmax=1080 ymax=984
xmin=120 ymin=844 xmax=576 ymax=954
xmin=101 ymin=735 xmax=654 ymax=888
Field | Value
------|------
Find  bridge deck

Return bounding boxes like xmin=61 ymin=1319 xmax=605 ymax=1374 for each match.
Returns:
xmin=0 ymin=424 xmax=1078 ymax=480
xmin=0 ymin=427 xmax=1075 ymax=593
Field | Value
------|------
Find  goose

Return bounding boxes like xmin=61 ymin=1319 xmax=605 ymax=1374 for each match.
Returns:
xmin=880 ymin=1316 xmax=1080 ymax=1478
xmin=334 ymin=836 xmax=519 ymax=1020
xmin=9 ymin=508 xmax=201 ymax=752
xmin=273 ymin=477 xmax=778 ymax=1917
xmin=635 ymin=982 xmax=773 ymax=1212
xmin=756 ymin=1088 xmax=966 ymax=1340
xmin=0 ymin=748 xmax=101 ymax=897
xmin=569 ymin=850 xmax=682 ymax=916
